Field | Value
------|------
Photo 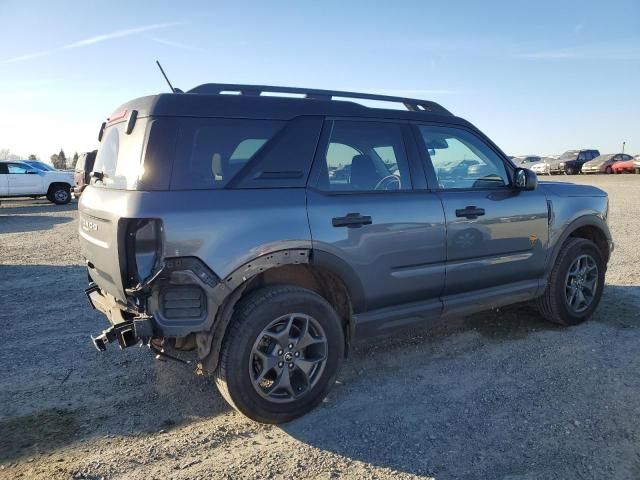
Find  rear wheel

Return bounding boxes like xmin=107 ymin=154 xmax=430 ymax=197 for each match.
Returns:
xmin=536 ymin=238 xmax=605 ymax=326
xmin=605 ymin=166 xmax=612 ymax=174
xmin=47 ymin=184 xmax=71 ymax=205
xmin=635 ymin=168 xmax=640 ymax=174
xmin=215 ymin=285 xmax=344 ymax=423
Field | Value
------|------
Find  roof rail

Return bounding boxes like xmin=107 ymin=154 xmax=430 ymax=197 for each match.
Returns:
xmin=187 ymin=83 xmax=452 ymax=115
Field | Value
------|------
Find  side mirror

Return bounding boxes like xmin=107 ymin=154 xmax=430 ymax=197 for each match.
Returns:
xmin=514 ymin=168 xmax=538 ymax=191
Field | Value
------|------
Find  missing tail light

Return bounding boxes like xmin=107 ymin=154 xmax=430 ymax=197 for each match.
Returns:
xmin=123 ymin=219 xmax=163 ymax=288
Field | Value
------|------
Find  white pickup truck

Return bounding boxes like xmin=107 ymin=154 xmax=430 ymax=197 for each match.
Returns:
xmin=0 ymin=161 xmax=75 ymax=204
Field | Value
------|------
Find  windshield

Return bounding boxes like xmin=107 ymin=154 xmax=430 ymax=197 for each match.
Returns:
xmin=559 ymin=151 xmax=579 ymax=160
xmin=26 ymin=161 xmax=55 ymax=171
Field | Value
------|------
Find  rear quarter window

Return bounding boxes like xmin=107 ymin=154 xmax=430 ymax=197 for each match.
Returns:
xmin=171 ymin=118 xmax=284 ymax=190
xmin=92 ymin=119 xmax=148 ymax=190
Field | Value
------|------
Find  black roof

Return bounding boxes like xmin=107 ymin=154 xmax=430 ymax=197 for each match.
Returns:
xmin=109 ymin=83 xmax=470 ymax=126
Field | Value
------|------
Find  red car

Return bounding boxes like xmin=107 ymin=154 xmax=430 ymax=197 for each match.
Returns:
xmin=611 ymin=158 xmax=636 ymax=174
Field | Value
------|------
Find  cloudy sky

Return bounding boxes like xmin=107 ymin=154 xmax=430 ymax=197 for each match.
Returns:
xmin=0 ymin=0 xmax=638 ymax=162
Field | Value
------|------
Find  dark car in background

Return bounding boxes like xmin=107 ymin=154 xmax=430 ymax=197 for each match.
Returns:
xmin=582 ymin=153 xmax=634 ymax=174
xmin=73 ymin=150 xmax=97 ymax=197
xmin=558 ymin=149 xmax=600 ymax=175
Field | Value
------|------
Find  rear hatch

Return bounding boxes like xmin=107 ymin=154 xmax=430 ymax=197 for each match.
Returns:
xmin=79 ymin=113 xmax=153 ymax=301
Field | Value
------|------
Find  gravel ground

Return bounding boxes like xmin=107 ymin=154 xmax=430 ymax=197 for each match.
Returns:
xmin=1 ymin=175 xmax=639 ymax=480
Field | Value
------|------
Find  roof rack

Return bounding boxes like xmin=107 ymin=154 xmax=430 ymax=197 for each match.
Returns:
xmin=187 ymin=83 xmax=452 ymax=115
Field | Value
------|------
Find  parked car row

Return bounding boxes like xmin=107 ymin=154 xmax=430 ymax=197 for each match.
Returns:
xmin=0 ymin=150 xmax=97 ymax=205
xmin=0 ymin=160 xmax=75 ymax=204
xmin=513 ymin=149 xmax=640 ymax=175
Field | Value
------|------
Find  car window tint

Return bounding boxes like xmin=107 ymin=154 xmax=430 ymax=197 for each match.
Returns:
xmin=318 ymin=121 xmax=410 ymax=192
xmin=172 ymin=118 xmax=283 ymax=190
xmin=417 ymin=125 xmax=509 ymax=189
xmin=8 ymin=163 xmax=28 ymax=174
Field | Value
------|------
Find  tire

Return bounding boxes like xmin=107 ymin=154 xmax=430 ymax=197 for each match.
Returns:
xmin=536 ymin=238 xmax=605 ymax=326
xmin=215 ymin=285 xmax=344 ymax=423
xmin=635 ymin=168 xmax=640 ymax=175
xmin=47 ymin=184 xmax=71 ymax=205
xmin=605 ymin=166 xmax=612 ymax=174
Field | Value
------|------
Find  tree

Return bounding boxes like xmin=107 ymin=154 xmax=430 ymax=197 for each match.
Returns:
xmin=28 ymin=154 xmax=38 ymax=161
xmin=58 ymin=149 xmax=67 ymax=168
xmin=0 ymin=148 xmax=21 ymax=161
xmin=71 ymin=152 xmax=79 ymax=169
xmin=51 ymin=149 xmax=67 ymax=169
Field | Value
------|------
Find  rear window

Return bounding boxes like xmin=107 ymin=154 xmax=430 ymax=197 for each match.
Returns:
xmin=171 ymin=118 xmax=284 ymax=190
xmin=92 ymin=119 xmax=147 ymax=189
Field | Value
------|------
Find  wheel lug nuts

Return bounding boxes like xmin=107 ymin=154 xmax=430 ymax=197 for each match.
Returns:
xmin=278 ymin=350 xmax=283 ymax=356
xmin=288 ymin=344 xmax=293 ymax=349
xmin=288 ymin=363 xmax=294 ymax=369
xmin=294 ymin=352 xmax=300 ymax=357
xmin=278 ymin=362 xmax=284 ymax=368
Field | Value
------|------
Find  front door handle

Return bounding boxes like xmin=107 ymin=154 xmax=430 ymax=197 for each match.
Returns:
xmin=455 ymin=206 xmax=485 ymax=219
xmin=332 ymin=213 xmax=373 ymax=228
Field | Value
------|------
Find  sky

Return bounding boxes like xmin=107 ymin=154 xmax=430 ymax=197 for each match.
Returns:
xmin=0 ymin=0 xmax=638 ymax=163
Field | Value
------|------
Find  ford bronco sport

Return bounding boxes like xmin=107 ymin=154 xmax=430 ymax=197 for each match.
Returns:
xmin=80 ymin=84 xmax=612 ymax=423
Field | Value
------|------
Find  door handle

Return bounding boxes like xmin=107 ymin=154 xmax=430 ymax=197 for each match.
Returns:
xmin=332 ymin=213 xmax=372 ymax=228
xmin=455 ymin=206 xmax=485 ymax=219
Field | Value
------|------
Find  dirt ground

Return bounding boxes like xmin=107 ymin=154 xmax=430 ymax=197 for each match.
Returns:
xmin=1 ymin=175 xmax=639 ymax=480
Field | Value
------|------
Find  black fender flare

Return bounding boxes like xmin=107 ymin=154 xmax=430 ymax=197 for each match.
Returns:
xmin=197 ymin=247 xmax=366 ymax=372
xmin=544 ymin=214 xmax=612 ymax=278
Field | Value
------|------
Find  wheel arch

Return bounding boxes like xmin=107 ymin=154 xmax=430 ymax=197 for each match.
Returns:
xmin=47 ymin=181 xmax=72 ymax=194
xmin=546 ymin=215 xmax=612 ymax=278
xmin=199 ymin=248 xmax=362 ymax=372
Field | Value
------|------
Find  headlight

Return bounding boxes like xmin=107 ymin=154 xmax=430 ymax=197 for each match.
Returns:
xmin=559 ymin=162 xmax=565 ymax=167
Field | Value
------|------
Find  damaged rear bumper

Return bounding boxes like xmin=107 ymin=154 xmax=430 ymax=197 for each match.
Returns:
xmin=85 ymin=256 xmax=231 ymax=352
xmin=86 ymin=283 xmax=155 ymax=350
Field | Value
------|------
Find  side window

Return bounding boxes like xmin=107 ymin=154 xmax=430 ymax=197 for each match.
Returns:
xmin=417 ymin=125 xmax=509 ymax=189
xmin=172 ymin=118 xmax=284 ymax=190
xmin=318 ymin=121 xmax=411 ymax=192
xmin=8 ymin=163 xmax=28 ymax=174
xmin=0 ymin=163 xmax=8 ymax=174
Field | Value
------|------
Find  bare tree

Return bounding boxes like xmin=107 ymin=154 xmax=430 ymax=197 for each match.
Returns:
xmin=0 ymin=148 xmax=21 ymax=161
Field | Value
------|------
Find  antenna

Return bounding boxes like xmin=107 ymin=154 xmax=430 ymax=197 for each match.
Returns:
xmin=156 ymin=60 xmax=180 ymax=93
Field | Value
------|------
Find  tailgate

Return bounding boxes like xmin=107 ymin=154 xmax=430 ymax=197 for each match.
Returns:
xmin=79 ymin=187 xmax=127 ymax=301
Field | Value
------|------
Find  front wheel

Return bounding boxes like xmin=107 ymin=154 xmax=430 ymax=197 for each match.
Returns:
xmin=215 ymin=285 xmax=344 ymax=423
xmin=48 ymin=184 xmax=71 ymax=205
xmin=605 ymin=166 xmax=612 ymax=174
xmin=536 ymin=238 xmax=605 ymax=326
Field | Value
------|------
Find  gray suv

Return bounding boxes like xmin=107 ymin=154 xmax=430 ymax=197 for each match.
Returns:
xmin=80 ymin=84 xmax=613 ymax=423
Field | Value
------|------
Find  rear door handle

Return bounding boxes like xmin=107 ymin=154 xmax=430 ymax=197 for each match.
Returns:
xmin=332 ymin=213 xmax=372 ymax=228
xmin=455 ymin=206 xmax=485 ymax=219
